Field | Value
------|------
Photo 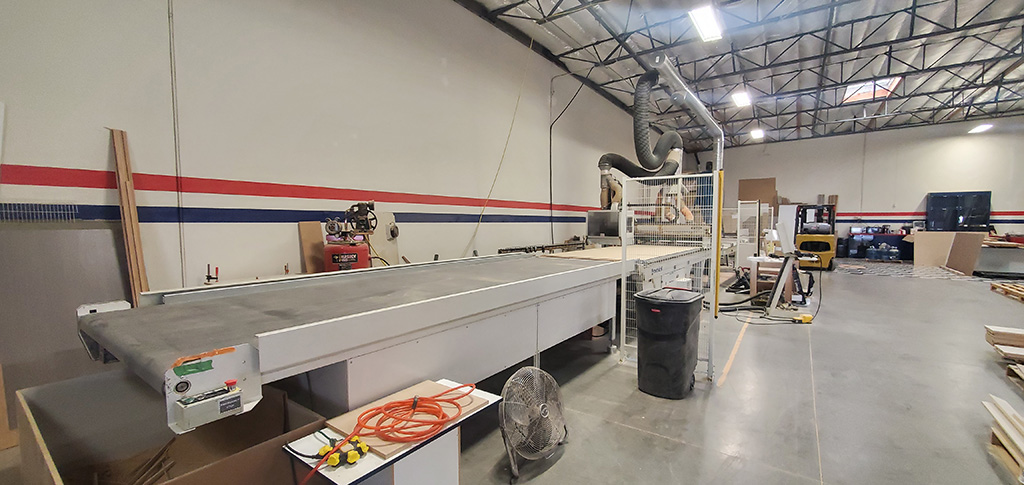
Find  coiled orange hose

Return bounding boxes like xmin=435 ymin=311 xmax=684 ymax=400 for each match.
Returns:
xmin=299 ymin=383 xmax=476 ymax=485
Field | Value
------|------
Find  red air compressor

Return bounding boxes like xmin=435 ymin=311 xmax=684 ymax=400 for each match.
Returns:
xmin=321 ymin=201 xmax=378 ymax=272
xmin=324 ymin=242 xmax=370 ymax=271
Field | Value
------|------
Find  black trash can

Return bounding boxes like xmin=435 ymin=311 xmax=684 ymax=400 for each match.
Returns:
xmin=635 ymin=288 xmax=703 ymax=399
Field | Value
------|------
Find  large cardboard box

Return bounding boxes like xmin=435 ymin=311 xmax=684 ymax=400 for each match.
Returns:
xmin=18 ymin=368 xmax=329 ymax=485
xmin=738 ymin=177 xmax=778 ymax=210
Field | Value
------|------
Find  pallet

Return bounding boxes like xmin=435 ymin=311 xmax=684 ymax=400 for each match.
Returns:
xmin=993 ymin=283 xmax=1024 ymax=304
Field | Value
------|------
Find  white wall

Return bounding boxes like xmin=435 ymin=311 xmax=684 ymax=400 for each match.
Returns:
xmin=0 ymin=0 xmax=634 ymax=289
xmin=723 ymin=116 xmax=1024 ymax=235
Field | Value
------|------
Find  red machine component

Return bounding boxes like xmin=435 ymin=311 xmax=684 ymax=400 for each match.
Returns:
xmin=324 ymin=243 xmax=370 ymax=271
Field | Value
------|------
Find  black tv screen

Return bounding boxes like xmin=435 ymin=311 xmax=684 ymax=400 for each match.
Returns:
xmin=925 ymin=191 xmax=991 ymax=232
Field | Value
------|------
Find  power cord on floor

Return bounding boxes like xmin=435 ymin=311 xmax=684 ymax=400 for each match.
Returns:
xmin=296 ymin=384 xmax=476 ymax=485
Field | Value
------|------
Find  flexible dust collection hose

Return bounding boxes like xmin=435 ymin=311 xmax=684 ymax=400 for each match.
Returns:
xmin=598 ymin=70 xmax=684 ymax=209
xmin=632 ymin=71 xmax=684 ymax=171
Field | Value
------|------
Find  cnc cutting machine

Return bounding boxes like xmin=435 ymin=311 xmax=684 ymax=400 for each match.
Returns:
xmin=78 ymin=253 xmax=619 ymax=433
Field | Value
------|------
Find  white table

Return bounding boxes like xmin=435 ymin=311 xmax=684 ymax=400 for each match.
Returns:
xmin=285 ymin=379 xmax=501 ymax=485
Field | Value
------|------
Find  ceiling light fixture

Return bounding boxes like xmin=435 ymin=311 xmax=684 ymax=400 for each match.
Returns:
xmin=968 ymin=123 xmax=993 ymax=134
xmin=731 ymin=91 xmax=751 ymax=107
xmin=750 ymin=128 xmax=765 ymax=140
xmin=689 ymin=5 xmax=723 ymax=42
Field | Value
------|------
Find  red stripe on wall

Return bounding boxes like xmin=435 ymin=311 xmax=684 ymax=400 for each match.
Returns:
xmin=0 ymin=164 xmax=117 ymax=189
xmin=0 ymin=164 xmax=597 ymax=213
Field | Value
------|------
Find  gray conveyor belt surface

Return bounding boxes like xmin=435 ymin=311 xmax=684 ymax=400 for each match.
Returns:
xmin=79 ymin=254 xmax=610 ymax=388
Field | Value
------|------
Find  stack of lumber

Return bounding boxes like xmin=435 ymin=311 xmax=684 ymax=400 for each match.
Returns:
xmin=984 ymin=240 xmax=1024 ymax=249
xmin=987 ymin=326 xmax=1024 ymax=347
xmin=987 ymin=326 xmax=1024 ymax=362
xmin=983 ymin=395 xmax=1024 ymax=481
xmin=111 ymin=129 xmax=148 ymax=306
xmin=993 ymin=283 xmax=1024 ymax=304
xmin=1008 ymin=364 xmax=1024 ymax=393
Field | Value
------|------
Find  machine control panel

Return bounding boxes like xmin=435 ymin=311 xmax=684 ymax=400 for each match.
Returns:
xmin=164 ymin=344 xmax=261 ymax=433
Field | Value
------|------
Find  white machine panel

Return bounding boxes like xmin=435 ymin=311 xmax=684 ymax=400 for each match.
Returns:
xmin=344 ymin=306 xmax=536 ymax=408
xmin=537 ymin=280 xmax=615 ymax=352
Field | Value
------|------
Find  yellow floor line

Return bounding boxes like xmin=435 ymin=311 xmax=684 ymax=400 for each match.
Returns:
xmin=808 ymin=326 xmax=825 ymax=485
xmin=716 ymin=314 xmax=751 ymax=387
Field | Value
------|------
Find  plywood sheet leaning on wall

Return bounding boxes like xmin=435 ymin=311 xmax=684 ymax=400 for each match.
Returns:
xmin=298 ymin=221 xmax=325 ymax=274
xmin=946 ymin=232 xmax=986 ymax=275
xmin=912 ymin=231 xmax=956 ymax=267
xmin=110 ymin=129 xmax=148 ymax=306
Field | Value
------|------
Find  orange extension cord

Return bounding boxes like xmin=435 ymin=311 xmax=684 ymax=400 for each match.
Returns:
xmin=299 ymin=383 xmax=476 ymax=485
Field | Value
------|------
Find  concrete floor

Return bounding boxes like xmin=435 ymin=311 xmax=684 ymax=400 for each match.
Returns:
xmin=3 ymin=272 xmax=1022 ymax=484
xmin=460 ymin=272 xmax=1024 ymax=485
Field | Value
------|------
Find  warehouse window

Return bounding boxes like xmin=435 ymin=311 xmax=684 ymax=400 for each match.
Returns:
xmin=842 ymin=77 xmax=901 ymax=103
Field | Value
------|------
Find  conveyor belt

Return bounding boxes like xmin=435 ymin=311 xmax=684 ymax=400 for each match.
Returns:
xmin=79 ymin=254 xmax=613 ymax=389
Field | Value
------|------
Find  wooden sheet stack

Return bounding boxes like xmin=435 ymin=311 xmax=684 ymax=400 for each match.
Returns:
xmin=983 ymin=395 xmax=1024 ymax=481
xmin=987 ymin=326 xmax=1024 ymax=362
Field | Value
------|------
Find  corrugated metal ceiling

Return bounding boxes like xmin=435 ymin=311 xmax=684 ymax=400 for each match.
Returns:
xmin=459 ymin=0 xmax=1024 ymax=150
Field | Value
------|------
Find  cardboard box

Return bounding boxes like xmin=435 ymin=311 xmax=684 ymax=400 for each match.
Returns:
xmin=18 ymin=369 xmax=329 ymax=485
xmin=738 ymin=178 xmax=779 ymax=211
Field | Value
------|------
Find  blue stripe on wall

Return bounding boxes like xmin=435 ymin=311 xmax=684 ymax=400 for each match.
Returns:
xmin=9 ymin=204 xmax=585 ymax=224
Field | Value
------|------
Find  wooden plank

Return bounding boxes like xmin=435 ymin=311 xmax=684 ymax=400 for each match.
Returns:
xmin=111 ymin=129 xmax=148 ymax=305
xmin=121 ymin=130 xmax=148 ymax=293
xmin=1007 ymin=365 xmax=1024 ymax=395
xmin=992 ymin=395 xmax=1024 ymax=436
xmin=995 ymin=345 xmax=1024 ymax=362
xmin=913 ymin=232 xmax=956 ymax=268
xmin=984 ymin=400 xmax=1024 ymax=467
xmin=987 ymin=326 xmax=1024 ymax=347
xmin=297 ymin=221 xmax=325 ymax=274
xmin=946 ymin=232 xmax=986 ymax=275
xmin=325 ymin=381 xmax=485 ymax=459
xmin=0 ymin=364 xmax=18 ymax=451
xmin=984 ymin=240 xmax=1024 ymax=248
xmin=991 ymin=427 xmax=1023 ymax=479
xmin=16 ymin=390 xmax=62 ymax=485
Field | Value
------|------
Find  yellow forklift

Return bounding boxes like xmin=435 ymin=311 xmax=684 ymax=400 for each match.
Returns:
xmin=795 ymin=204 xmax=837 ymax=271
